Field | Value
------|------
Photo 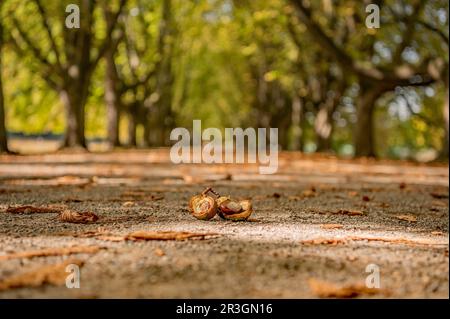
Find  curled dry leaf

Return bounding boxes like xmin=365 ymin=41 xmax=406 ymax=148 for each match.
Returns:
xmin=0 ymin=245 xmax=102 ymax=261
xmin=148 ymin=195 xmax=165 ymax=201
xmin=96 ymin=235 xmax=125 ymax=242
xmin=122 ymin=201 xmax=135 ymax=207
xmin=69 ymin=228 xmax=110 ymax=238
xmin=300 ymin=236 xmax=442 ymax=247
xmin=308 ymin=278 xmax=388 ymax=298
xmin=58 ymin=210 xmax=99 ymax=224
xmin=154 ymin=248 xmax=165 ymax=257
xmin=430 ymin=192 xmax=449 ymax=199
xmin=320 ymin=224 xmax=343 ymax=230
xmin=126 ymin=231 xmax=220 ymax=241
xmin=0 ymin=260 xmax=84 ymax=292
xmin=5 ymin=205 xmax=62 ymax=214
xmin=64 ymin=198 xmax=83 ymax=203
xmin=431 ymin=200 xmax=447 ymax=207
xmin=301 ymin=189 xmax=316 ymax=198
xmin=334 ymin=209 xmax=365 ymax=216
xmin=301 ymin=238 xmax=348 ymax=245
xmin=288 ymin=189 xmax=317 ymax=201
xmin=395 ymin=215 xmax=417 ymax=223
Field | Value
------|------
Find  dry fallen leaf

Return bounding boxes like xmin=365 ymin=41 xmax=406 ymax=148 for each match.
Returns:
xmin=308 ymin=278 xmax=387 ymax=298
xmin=0 ymin=259 xmax=84 ymax=292
xmin=0 ymin=246 xmax=102 ymax=261
xmin=347 ymin=191 xmax=359 ymax=197
xmin=301 ymin=238 xmax=348 ymax=245
xmin=362 ymin=196 xmax=371 ymax=202
xmin=69 ymin=228 xmax=110 ymax=238
xmin=320 ymin=224 xmax=343 ymax=230
xmin=154 ymin=248 xmax=165 ymax=257
xmin=96 ymin=235 xmax=125 ymax=242
xmin=431 ymin=200 xmax=447 ymax=207
xmin=301 ymin=189 xmax=316 ymax=198
xmin=5 ymin=205 xmax=62 ymax=214
xmin=395 ymin=215 xmax=417 ymax=223
xmin=64 ymin=198 xmax=83 ymax=203
xmin=288 ymin=189 xmax=317 ymax=201
xmin=300 ymin=236 xmax=442 ymax=247
xmin=334 ymin=209 xmax=365 ymax=216
xmin=430 ymin=192 xmax=449 ymax=199
xmin=122 ymin=201 xmax=135 ymax=207
xmin=125 ymin=231 xmax=219 ymax=241
xmin=58 ymin=210 xmax=99 ymax=224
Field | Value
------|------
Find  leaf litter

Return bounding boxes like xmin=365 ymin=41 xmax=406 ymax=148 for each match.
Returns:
xmin=0 ymin=246 xmax=103 ymax=261
xmin=308 ymin=278 xmax=390 ymax=298
xmin=0 ymin=259 xmax=84 ymax=292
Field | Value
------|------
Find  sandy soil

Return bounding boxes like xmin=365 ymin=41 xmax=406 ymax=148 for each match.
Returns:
xmin=0 ymin=150 xmax=448 ymax=298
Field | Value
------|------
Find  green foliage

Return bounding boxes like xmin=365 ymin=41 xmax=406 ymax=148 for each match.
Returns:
xmin=0 ymin=0 xmax=448 ymax=159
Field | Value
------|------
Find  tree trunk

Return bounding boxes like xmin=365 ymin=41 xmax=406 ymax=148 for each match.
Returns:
xmin=152 ymin=0 xmax=174 ymax=147
xmin=0 ymin=16 xmax=8 ymax=153
xmin=127 ymin=110 xmax=137 ymax=147
xmin=105 ymin=47 xmax=121 ymax=147
xmin=442 ymin=84 xmax=449 ymax=160
xmin=440 ymin=66 xmax=449 ymax=160
xmin=60 ymin=87 xmax=87 ymax=148
xmin=288 ymin=95 xmax=303 ymax=151
xmin=315 ymin=107 xmax=333 ymax=152
xmin=315 ymin=89 xmax=343 ymax=152
xmin=142 ymin=112 xmax=151 ymax=147
xmin=354 ymin=85 xmax=384 ymax=157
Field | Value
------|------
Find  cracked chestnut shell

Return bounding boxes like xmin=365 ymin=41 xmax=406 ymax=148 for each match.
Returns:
xmin=189 ymin=193 xmax=217 ymax=220
xmin=217 ymin=196 xmax=252 ymax=221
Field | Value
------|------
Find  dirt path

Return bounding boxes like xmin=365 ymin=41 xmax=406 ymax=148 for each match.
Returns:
xmin=0 ymin=150 xmax=448 ymax=298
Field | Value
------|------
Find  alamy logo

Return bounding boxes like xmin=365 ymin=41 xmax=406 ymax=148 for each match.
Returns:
xmin=365 ymin=263 xmax=381 ymax=288
xmin=65 ymin=263 xmax=80 ymax=288
xmin=65 ymin=4 xmax=80 ymax=29
xmin=170 ymin=120 xmax=279 ymax=174
xmin=365 ymin=4 xmax=380 ymax=29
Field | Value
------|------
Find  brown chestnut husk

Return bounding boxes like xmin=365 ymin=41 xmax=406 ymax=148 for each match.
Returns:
xmin=217 ymin=196 xmax=253 ymax=221
xmin=188 ymin=188 xmax=218 ymax=220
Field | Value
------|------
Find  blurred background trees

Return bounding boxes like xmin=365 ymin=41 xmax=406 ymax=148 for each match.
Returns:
xmin=0 ymin=0 xmax=448 ymax=160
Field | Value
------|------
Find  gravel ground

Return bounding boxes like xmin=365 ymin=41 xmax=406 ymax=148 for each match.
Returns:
xmin=0 ymin=150 xmax=448 ymax=298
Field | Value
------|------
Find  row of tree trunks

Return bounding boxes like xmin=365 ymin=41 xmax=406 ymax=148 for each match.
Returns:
xmin=60 ymin=86 xmax=87 ymax=148
xmin=105 ymin=45 xmax=121 ymax=147
xmin=354 ymin=83 xmax=385 ymax=157
xmin=150 ymin=0 xmax=175 ymax=147
xmin=314 ymin=80 xmax=347 ymax=152
xmin=288 ymin=94 xmax=304 ymax=151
